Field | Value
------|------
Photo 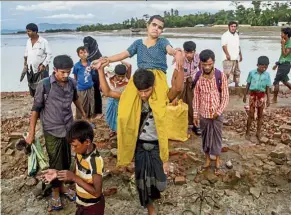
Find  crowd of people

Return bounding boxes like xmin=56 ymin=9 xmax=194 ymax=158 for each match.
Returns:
xmin=21 ymin=15 xmax=291 ymax=215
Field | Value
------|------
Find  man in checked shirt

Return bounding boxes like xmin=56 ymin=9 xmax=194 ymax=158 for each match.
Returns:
xmin=193 ymin=49 xmax=229 ymax=176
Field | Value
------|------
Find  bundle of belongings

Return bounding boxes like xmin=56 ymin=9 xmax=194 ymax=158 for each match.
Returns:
xmin=16 ymin=132 xmax=49 ymax=176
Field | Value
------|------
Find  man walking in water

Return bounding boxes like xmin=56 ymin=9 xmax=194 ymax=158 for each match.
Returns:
xmin=24 ymin=23 xmax=52 ymax=97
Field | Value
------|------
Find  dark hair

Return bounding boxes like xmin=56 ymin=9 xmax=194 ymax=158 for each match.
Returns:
xmin=257 ymin=56 xmax=269 ymax=65
xmin=148 ymin=15 xmax=164 ymax=24
xmin=53 ymin=55 xmax=74 ymax=69
xmin=26 ymin=23 xmax=38 ymax=33
xmin=281 ymin=27 xmax=291 ymax=38
xmin=114 ymin=64 xmax=127 ymax=75
xmin=133 ymin=69 xmax=155 ymax=90
xmin=183 ymin=41 xmax=196 ymax=52
xmin=228 ymin=21 xmax=238 ymax=27
xmin=199 ymin=49 xmax=215 ymax=62
xmin=66 ymin=120 xmax=94 ymax=144
xmin=76 ymin=46 xmax=87 ymax=55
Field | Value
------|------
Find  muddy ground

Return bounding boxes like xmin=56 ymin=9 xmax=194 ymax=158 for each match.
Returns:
xmin=1 ymin=90 xmax=291 ymax=215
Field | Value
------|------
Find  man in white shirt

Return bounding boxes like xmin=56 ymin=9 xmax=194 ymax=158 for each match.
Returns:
xmin=24 ymin=23 xmax=52 ymax=97
xmin=221 ymin=21 xmax=243 ymax=87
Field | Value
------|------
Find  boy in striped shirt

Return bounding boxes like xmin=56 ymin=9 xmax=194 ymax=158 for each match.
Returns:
xmin=40 ymin=120 xmax=105 ymax=214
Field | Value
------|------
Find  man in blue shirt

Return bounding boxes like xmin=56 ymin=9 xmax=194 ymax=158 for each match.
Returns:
xmin=73 ymin=46 xmax=95 ymax=119
xmin=243 ymin=56 xmax=271 ymax=141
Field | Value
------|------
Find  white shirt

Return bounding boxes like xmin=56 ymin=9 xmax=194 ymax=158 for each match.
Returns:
xmin=221 ymin=30 xmax=240 ymax=61
xmin=24 ymin=36 xmax=52 ymax=73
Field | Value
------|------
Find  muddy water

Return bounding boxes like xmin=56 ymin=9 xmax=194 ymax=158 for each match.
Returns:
xmin=1 ymin=33 xmax=281 ymax=92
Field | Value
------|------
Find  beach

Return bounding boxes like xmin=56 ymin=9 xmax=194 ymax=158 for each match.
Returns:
xmin=1 ymin=90 xmax=291 ymax=214
xmin=2 ymin=25 xmax=291 ymax=214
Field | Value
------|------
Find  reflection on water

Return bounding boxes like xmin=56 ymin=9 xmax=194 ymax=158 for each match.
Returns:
xmin=1 ymin=33 xmax=281 ymax=92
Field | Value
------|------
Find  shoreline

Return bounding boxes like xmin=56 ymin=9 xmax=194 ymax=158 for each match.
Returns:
xmin=2 ymin=26 xmax=282 ymax=40
xmin=2 ymin=84 xmax=291 ymax=95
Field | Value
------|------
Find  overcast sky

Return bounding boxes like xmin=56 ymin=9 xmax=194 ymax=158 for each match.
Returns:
xmin=1 ymin=1 xmax=255 ymax=29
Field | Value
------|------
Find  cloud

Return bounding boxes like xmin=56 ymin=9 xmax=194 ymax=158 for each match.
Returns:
xmin=42 ymin=13 xmax=95 ymax=20
xmin=15 ymin=1 xmax=109 ymax=11
xmin=148 ymin=1 xmax=252 ymax=12
xmin=1 ymin=18 xmax=16 ymax=22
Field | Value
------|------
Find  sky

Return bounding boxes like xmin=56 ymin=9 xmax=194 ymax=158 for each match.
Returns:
xmin=1 ymin=1 xmax=256 ymax=30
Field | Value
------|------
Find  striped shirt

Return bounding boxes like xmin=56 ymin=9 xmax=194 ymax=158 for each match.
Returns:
xmin=75 ymin=147 xmax=104 ymax=206
xmin=193 ymin=71 xmax=229 ymax=119
xmin=174 ymin=53 xmax=200 ymax=82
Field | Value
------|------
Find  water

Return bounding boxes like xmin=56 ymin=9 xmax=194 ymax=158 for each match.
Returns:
xmin=1 ymin=33 xmax=280 ymax=92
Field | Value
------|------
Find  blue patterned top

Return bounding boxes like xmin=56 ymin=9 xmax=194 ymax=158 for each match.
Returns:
xmin=127 ymin=38 xmax=171 ymax=73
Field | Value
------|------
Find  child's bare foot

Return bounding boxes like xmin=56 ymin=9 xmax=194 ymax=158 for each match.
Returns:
xmin=256 ymin=133 xmax=261 ymax=141
xmin=245 ymin=133 xmax=251 ymax=140
xmin=271 ymin=98 xmax=277 ymax=103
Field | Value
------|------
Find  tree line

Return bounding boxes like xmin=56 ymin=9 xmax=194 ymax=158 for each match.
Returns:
xmin=77 ymin=1 xmax=290 ymax=32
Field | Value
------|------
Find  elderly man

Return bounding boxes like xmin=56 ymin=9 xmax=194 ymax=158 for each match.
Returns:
xmin=221 ymin=21 xmax=243 ymax=87
xmin=24 ymin=23 xmax=52 ymax=97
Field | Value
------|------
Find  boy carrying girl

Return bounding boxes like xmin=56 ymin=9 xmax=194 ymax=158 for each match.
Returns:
xmin=243 ymin=56 xmax=271 ymax=141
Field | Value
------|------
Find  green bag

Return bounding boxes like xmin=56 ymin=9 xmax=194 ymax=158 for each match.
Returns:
xmin=25 ymin=132 xmax=49 ymax=176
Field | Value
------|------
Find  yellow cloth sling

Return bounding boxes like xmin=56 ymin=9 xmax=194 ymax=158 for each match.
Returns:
xmin=117 ymin=69 xmax=169 ymax=166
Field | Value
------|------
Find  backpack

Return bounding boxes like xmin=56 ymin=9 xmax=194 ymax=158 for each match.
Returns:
xmin=192 ymin=68 xmax=222 ymax=93
xmin=42 ymin=76 xmax=76 ymax=103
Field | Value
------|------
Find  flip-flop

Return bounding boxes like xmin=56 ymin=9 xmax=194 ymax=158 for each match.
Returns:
xmin=197 ymin=165 xmax=210 ymax=174
xmin=109 ymin=131 xmax=117 ymax=138
xmin=192 ymin=126 xmax=201 ymax=136
xmin=48 ymin=195 xmax=63 ymax=212
xmin=214 ymin=167 xmax=225 ymax=176
xmin=63 ymin=188 xmax=76 ymax=201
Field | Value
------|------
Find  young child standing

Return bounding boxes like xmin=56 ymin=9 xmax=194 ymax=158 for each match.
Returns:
xmin=243 ymin=56 xmax=271 ymax=141
xmin=173 ymin=41 xmax=201 ymax=135
xmin=40 ymin=120 xmax=105 ymax=215
xmin=105 ymin=61 xmax=131 ymax=138
xmin=73 ymin=46 xmax=95 ymax=119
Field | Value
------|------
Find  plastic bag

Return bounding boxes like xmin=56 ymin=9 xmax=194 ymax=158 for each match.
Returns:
xmin=166 ymin=100 xmax=189 ymax=141
xmin=28 ymin=145 xmax=38 ymax=176
xmin=24 ymin=132 xmax=49 ymax=176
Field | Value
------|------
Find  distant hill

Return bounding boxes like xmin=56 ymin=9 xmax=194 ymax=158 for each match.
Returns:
xmin=37 ymin=23 xmax=81 ymax=31
xmin=1 ymin=23 xmax=81 ymax=34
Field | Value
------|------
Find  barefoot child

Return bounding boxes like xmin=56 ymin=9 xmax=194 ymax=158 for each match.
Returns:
xmin=105 ymin=61 xmax=131 ymax=137
xmin=73 ymin=46 xmax=95 ymax=119
xmin=92 ymin=59 xmax=183 ymax=215
xmin=92 ymin=15 xmax=184 ymax=168
xmin=243 ymin=56 xmax=271 ymax=141
xmin=173 ymin=41 xmax=201 ymax=135
xmin=40 ymin=120 xmax=105 ymax=215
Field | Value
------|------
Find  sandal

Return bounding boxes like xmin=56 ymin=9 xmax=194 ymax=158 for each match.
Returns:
xmin=214 ymin=167 xmax=225 ymax=176
xmin=63 ymin=188 xmax=76 ymax=201
xmin=197 ymin=165 xmax=209 ymax=174
xmin=48 ymin=195 xmax=63 ymax=212
xmin=109 ymin=131 xmax=117 ymax=138
xmin=192 ymin=126 xmax=201 ymax=136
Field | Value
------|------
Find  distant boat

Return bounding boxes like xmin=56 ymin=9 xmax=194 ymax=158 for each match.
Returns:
xmin=130 ymin=28 xmax=141 ymax=33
